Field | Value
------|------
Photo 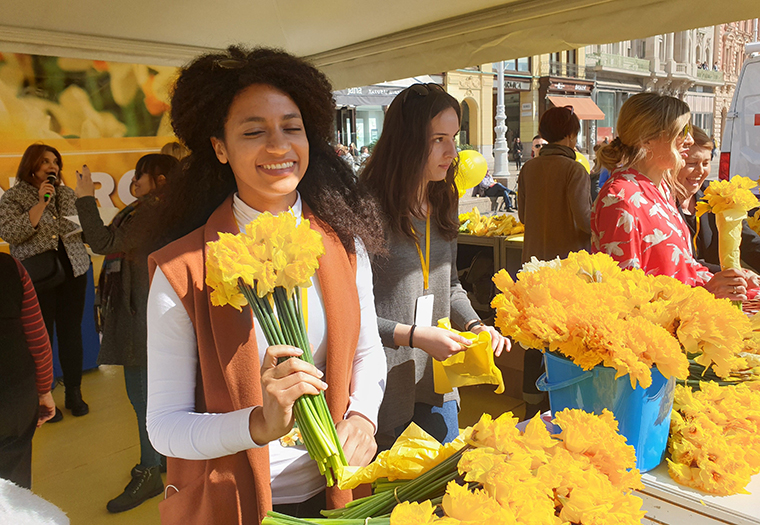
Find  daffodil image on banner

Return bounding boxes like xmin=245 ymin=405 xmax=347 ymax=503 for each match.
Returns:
xmin=204 ymin=211 xmax=349 ymax=486
xmin=696 ymin=176 xmax=758 ymax=307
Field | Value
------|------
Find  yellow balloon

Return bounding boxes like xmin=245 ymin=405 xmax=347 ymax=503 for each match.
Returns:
xmin=455 ymin=150 xmax=488 ymax=197
xmin=575 ymin=150 xmax=590 ymax=173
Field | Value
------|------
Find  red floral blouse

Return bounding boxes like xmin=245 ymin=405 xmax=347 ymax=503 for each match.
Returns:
xmin=591 ymin=168 xmax=712 ymax=286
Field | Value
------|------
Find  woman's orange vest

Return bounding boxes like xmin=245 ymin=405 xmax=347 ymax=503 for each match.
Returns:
xmin=148 ymin=195 xmax=360 ymax=524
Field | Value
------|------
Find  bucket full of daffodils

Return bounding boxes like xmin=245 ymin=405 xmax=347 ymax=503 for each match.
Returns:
xmin=262 ymin=408 xmax=647 ymax=524
xmin=491 ymin=251 xmax=754 ymax=472
xmin=205 ymin=210 xmax=347 ymax=486
xmin=696 ymin=176 xmax=759 ymax=308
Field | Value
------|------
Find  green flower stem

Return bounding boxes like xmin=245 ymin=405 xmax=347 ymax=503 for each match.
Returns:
xmin=372 ymin=479 xmax=409 ymax=493
xmin=274 ymin=288 xmax=347 ymax=467
xmin=262 ymin=511 xmax=390 ymax=525
xmin=241 ymin=283 xmax=348 ymax=486
xmin=256 ymin=293 xmax=287 ymax=344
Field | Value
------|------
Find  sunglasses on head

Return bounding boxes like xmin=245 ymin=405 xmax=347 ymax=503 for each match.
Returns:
xmin=213 ymin=57 xmax=245 ymax=70
xmin=400 ymin=83 xmax=445 ymax=106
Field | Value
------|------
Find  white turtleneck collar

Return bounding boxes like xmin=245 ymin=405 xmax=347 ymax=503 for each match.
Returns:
xmin=231 ymin=192 xmax=303 ymax=233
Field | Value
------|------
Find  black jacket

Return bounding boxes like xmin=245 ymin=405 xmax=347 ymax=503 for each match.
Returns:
xmin=679 ymin=188 xmax=760 ymax=273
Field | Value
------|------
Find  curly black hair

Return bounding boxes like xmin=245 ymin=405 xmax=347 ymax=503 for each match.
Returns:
xmin=137 ymin=45 xmax=385 ymax=256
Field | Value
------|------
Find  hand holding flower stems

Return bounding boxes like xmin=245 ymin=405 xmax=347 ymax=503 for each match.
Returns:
xmin=250 ymin=344 xmax=327 ymax=446
xmin=206 ymin=211 xmax=349 ymax=486
xmin=697 ymin=176 xmax=760 ymax=307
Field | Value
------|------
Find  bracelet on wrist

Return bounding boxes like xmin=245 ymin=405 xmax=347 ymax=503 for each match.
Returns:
xmin=409 ymin=324 xmax=417 ymax=348
xmin=465 ymin=319 xmax=484 ymax=332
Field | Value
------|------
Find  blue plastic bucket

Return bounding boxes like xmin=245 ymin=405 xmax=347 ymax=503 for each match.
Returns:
xmin=536 ymin=352 xmax=675 ymax=472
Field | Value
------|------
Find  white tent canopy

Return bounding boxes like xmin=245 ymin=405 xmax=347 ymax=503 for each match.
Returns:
xmin=0 ymin=0 xmax=758 ymax=88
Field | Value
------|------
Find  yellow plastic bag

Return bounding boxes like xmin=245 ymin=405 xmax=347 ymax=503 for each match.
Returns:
xmin=432 ymin=318 xmax=505 ymax=395
xmin=336 ymin=423 xmax=466 ymax=490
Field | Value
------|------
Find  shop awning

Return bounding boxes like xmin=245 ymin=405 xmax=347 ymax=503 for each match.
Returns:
xmin=547 ymin=96 xmax=605 ymax=120
xmin=0 ymin=1 xmax=757 ymax=89
xmin=334 ymin=75 xmax=441 ymax=106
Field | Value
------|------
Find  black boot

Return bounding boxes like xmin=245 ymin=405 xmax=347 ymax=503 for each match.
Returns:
xmin=65 ymin=386 xmax=89 ymax=416
xmin=107 ymin=465 xmax=163 ymax=513
xmin=48 ymin=407 xmax=64 ymax=423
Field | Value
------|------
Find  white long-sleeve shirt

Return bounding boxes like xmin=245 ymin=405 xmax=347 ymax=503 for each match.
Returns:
xmin=146 ymin=193 xmax=386 ymax=504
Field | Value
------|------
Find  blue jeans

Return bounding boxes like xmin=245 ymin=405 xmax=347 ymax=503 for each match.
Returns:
xmin=123 ymin=366 xmax=162 ymax=468
xmin=394 ymin=400 xmax=460 ymax=444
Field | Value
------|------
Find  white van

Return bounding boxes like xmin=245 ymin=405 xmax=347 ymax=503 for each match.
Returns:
xmin=719 ymin=42 xmax=760 ymax=185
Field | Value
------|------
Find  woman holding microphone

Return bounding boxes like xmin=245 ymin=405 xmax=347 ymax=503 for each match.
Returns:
xmin=0 ymin=144 xmax=90 ymax=421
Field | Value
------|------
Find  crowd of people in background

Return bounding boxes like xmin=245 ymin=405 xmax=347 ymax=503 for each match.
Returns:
xmin=335 ymin=143 xmax=370 ymax=173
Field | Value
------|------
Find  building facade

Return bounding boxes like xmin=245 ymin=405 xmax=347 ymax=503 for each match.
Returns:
xmin=445 ymin=67 xmax=496 ymax=161
xmin=585 ymin=27 xmax=726 ymax=147
xmin=713 ymin=19 xmax=759 ymax=147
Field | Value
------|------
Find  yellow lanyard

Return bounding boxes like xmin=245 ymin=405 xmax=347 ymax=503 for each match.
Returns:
xmin=414 ymin=214 xmax=431 ymax=291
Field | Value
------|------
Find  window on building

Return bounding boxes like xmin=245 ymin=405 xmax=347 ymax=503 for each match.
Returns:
xmin=459 ymin=101 xmax=470 ymax=146
xmin=658 ymin=36 xmax=666 ymax=62
xmin=597 ymin=92 xmax=616 ymax=131
xmin=550 ymin=52 xmax=562 ymax=75
xmin=567 ymin=50 xmax=577 ymax=64
xmin=692 ymin=113 xmax=713 ymax=134
xmin=503 ymin=57 xmax=531 ymax=73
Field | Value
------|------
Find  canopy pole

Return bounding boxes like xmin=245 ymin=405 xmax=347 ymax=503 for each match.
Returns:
xmin=493 ymin=60 xmax=511 ymax=183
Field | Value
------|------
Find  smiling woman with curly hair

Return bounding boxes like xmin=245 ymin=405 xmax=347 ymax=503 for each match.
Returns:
xmin=142 ymin=46 xmax=387 ymax=524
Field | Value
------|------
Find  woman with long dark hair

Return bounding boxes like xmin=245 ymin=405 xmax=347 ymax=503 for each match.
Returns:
xmin=75 ymin=154 xmax=179 ymax=513
xmin=0 ymin=144 xmax=90 ymax=421
xmin=361 ymin=84 xmax=508 ymax=450
xmin=142 ymin=46 xmax=387 ymax=524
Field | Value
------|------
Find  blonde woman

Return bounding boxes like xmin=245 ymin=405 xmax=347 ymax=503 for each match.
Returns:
xmin=592 ymin=93 xmax=757 ymax=299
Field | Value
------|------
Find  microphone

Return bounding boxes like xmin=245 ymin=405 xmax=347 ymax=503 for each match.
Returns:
xmin=44 ymin=175 xmax=56 ymax=200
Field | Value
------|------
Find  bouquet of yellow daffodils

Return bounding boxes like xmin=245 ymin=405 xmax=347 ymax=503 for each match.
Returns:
xmin=668 ymin=381 xmax=760 ymax=495
xmin=747 ymin=209 xmax=760 ymax=238
xmin=205 ymin=211 xmax=347 ymax=486
xmin=492 ymin=251 xmax=751 ymax=388
xmin=298 ymin=409 xmax=645 ymax=524
xmin=459 ymin=207 xmax=524 ymax=237
xmin=696 ymin=176 xmax=758 ymax=307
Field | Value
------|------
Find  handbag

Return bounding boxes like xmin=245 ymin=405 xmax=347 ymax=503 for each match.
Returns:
xmin=21 ymin=250 xmax=66 ymax=291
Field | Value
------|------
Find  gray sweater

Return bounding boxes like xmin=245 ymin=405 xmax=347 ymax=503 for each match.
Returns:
xmin=75 ymin=196 xmax=149 ymax=367
xmin=372 ymin=217 xmax=478 ymax=437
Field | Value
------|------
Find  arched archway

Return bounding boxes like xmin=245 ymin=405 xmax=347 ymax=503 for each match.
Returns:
xmin=460 ymin=97 xmax=480 ymax=147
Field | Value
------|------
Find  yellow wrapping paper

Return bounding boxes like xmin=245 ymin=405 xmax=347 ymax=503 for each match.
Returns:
xmin=432 ymin=318 xmax=505 ymax=395
xmin=696 ymin=176 xmax=758 ymax=273
xmin=336 ymin=423 xmax=467 ymax=490
xmin=715 ymin=209 xmax=746 ymax=270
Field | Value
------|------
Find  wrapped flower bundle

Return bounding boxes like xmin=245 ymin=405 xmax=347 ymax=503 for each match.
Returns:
xmin=668 ymin=381 xmax=760 ymax=495
xmin=312 ymin=409 xmax=646 ymax=524
xmin=491 ymin=251 xmax=751 ymax=388
xmin=696 ymin=176 xmax=759 ymax=307
xmin=459 ymin=207 xmax=524 ymax=237
xmin=205 ymin=211 xmax=347 ymax=486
